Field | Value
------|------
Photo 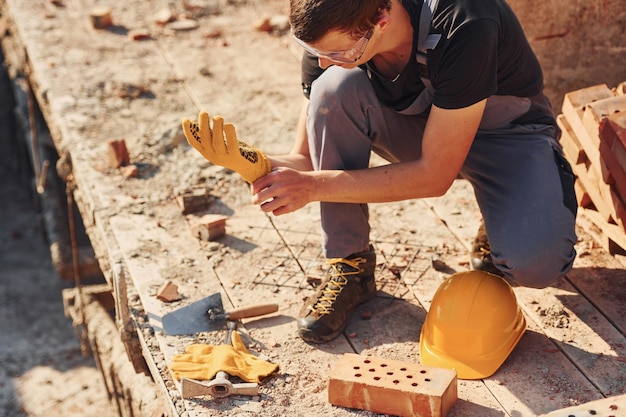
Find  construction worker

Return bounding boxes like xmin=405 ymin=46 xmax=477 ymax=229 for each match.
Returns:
xmin=183 ymin=0 xmax=578 ymax=344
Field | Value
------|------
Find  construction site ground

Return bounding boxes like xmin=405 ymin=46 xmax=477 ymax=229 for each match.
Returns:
xmin=1 ymin=0 xmax=625 ymax=416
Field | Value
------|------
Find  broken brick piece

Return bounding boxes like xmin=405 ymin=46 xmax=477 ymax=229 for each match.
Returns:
xmin=306 ymin=275 xmax=322 ymax=287
xmin=601 ymin=111 xmax=626 ymax=157
xmin=90 ymin=6 xmax=113 ymax=29
xmin=176 ymin=188 xmax=214 ymax=214
xmin=128 ymin=28 xmax=151 ymax=41
xmin=189 ymin=214 xmax=228 ymax=241
xmin=154 ymin=8 xmax=175 ymax=26
xmin=157 ymin=281 xmax=179 ymax=302
xmin=328 ymin=353 xmax=457 ymax=417
xmin=253 ymin=17 xmax=272 ymax=33
xmin=119 ymin=164 xmax=138 ymax=178
xmin=107 ymin=139 xmax=130 ymax=169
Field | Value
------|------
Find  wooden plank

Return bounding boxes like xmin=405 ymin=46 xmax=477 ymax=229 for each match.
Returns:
xmin=425 ymin=179 xmax=482 ymax=251
xmin=565 ymin=238 xmax=626 ymax=336
xmin=483 ymin=319 xmax=604 ymax=415
xmin=559 ymin=114 xmax=587 ymax=165
xmin=583 ymin=95 xmax=626 ymax=143
xmin=515 ymin=280 xmax=626 ymax=397
xmin=560 ymin=115 xmax=624 ymax=227
xmin=538 ymin=393 xmax=626 ymax=417
xmin=561 ymin=84 xmax=615 ymax=179
xmin=580 ymin=206 xmax=626 ymax=253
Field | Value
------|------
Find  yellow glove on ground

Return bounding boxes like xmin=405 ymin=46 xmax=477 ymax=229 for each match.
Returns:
xmin=169 ymin=331 xmax=279 ymax=383
xmin=182 ymin=111 xmax=271 ymax=183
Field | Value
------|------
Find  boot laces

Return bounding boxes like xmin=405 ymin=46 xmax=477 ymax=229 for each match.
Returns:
xmin=309 ymin=257 xmax=364 ymax=316
xmin=478 ymin=243 xmax=491 ymax=258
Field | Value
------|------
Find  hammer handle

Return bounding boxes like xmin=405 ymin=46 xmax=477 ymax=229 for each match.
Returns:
xmin=226 ymin=303 xmax=278 ymax=320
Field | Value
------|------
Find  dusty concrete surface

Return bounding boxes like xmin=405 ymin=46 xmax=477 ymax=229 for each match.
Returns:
xmin=0 ymin=51 xmax=116 ymax=417
xmin=0 ymin=1 xmax=625 ymax=416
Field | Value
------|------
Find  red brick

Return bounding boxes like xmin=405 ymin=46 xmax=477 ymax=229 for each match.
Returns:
xmin=328 ymin=353 xmax=457 ymax=417
xmin=119 ymin=164 xmax=138 ymax=178
xmin=599 ymin=138 xmax=626 ymax=200
xmin=175 ymin=188 xmax=214 ymax=214
xmin=156 ymin=280 xmax=179 ymax=302
xmin=107 ymin=139 xmax=130 ymax=168
xmin=189 ymin=214 xmax=228 ymax=241
xmin=128 ymin=29 xmax=151 ymax=41
xmin=90 ymin=6 xmax=112 ymax=29
xmin=601 ymin=111 xmax=626 ymax=159
xmin=583 ymin=95 xmax=626 ymax=143
xmin=580 ymin=206 xmax=626 ymax=254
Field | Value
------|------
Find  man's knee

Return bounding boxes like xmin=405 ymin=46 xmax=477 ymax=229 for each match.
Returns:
xmin=497 ymin=246 xmax=576 ymax=289
xmin=309 ymin=67 xmax=371 ymax=106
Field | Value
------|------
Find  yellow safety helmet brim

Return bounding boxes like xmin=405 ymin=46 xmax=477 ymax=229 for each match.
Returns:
xmin=419 ymin=271 xmax=527 ymax=380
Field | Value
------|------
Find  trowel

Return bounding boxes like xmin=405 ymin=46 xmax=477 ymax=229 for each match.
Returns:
xmin=162 ymin=292 xmax=278 ymax=336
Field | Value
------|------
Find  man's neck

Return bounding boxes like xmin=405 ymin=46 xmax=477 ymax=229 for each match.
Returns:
xmin=371 ymin=0 xmax=414 ymax=78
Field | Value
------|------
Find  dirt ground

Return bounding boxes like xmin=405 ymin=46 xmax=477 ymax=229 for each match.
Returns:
xmin=0 ymin=56 xmax=116 ymax=416
xmin=1 ymin=1 xmax=625 ymax=416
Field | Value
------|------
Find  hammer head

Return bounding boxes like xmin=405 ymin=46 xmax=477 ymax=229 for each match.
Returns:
xmin=181 ymin=375 xmax=259 ymax=399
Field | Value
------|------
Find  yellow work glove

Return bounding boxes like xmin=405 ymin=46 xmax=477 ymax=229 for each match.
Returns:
xmin=182 ymin=111 xmax=272 ymax=183
xmin=169 ymin=330 xmax=279 ymax=384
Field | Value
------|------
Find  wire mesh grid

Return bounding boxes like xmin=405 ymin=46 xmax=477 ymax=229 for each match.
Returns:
xmin=247 ymin=216 xmax=440 ymax=301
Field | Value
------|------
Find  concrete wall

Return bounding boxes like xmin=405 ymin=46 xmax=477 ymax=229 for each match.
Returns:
xmin=509 ymin=0 xmax=626 ymax=111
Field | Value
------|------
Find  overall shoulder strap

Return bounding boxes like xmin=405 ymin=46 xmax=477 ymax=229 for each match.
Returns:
xmin=417 ymin=0 xmax=441 ymax=64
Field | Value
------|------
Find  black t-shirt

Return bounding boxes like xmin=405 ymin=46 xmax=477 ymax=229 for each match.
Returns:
xmin=301 ymin=0 xmax=554 ymax=126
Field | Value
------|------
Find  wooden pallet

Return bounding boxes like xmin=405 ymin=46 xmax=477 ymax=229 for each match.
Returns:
xmin=559 ymin=83 xmax=626 ymax=253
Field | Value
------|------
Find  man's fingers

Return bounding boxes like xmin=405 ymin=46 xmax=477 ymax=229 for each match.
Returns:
xmin=182 ymin=118 xmax=203 ymax=151
xmin=197 ymin=111 xmax=210 ymax=136
xmin=210 ymin=115 xmax=226 ymax=153
xmin=223 ymin=123 xmax=239 ymax=156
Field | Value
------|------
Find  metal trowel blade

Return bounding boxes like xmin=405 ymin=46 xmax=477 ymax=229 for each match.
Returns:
xmin=162 ymin=292 xmax=225 ymax=335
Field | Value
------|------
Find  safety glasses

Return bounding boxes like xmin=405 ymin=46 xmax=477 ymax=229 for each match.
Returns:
xmin=292 ymin=28 xmax=374 ymax=64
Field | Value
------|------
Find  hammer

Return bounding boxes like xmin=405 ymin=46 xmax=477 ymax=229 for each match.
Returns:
xmin=181 ymin=322 xmax=259 ymax=399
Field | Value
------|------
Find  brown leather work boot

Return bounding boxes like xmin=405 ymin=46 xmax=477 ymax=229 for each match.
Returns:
xmin=296 ymin=246 xmax=377 ymax=343
xmin=470 ymin=221 xmax=505 ymax=277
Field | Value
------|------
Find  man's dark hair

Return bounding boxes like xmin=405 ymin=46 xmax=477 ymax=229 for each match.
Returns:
xmin=290 ymin=0 xmax=392 ymax=42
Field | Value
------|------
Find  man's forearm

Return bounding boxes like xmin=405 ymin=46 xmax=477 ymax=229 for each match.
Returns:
xmin=268 ymin=154 xmax=314 ymax=171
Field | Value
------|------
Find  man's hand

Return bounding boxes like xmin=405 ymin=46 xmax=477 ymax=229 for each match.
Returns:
xmin=251 ymin=167 xmax=316 ymax=216
xmin=182 ymin=111 xmax=272 ymax=183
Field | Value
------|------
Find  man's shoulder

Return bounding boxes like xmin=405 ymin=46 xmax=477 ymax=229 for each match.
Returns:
xmin=433 ymin=0 xmax=508 ymax=27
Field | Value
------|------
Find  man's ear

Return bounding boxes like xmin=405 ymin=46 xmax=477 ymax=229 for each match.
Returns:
xmin=376 ymin=14 xmax=392 ymax=33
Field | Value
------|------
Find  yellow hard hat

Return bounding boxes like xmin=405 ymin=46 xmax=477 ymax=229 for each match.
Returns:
xmin=419 ymin=270 xmax=526 ymax=380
